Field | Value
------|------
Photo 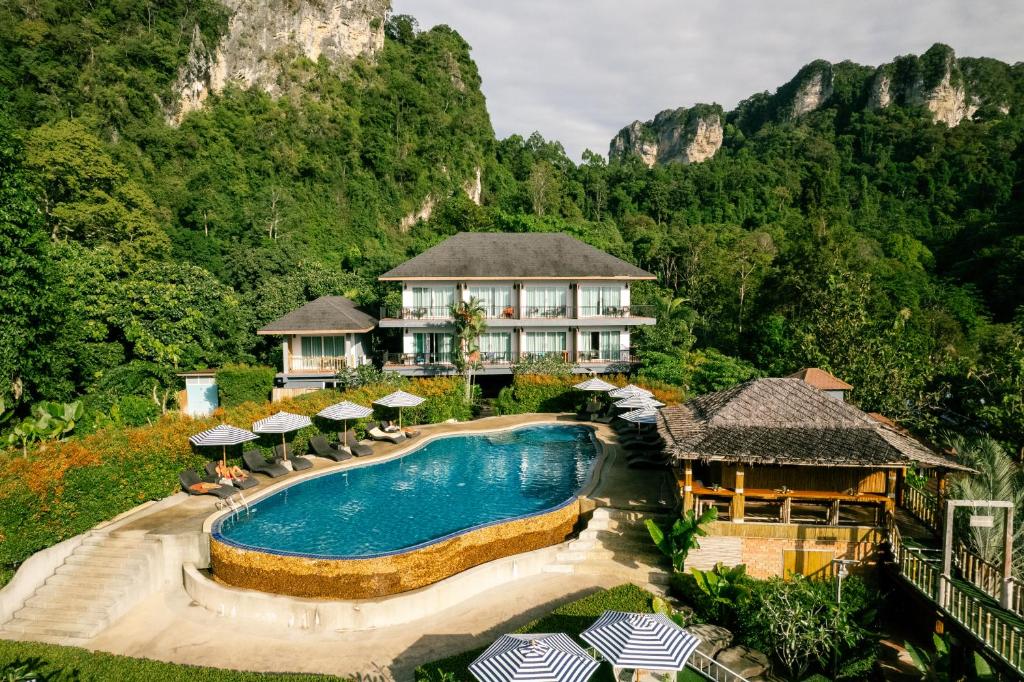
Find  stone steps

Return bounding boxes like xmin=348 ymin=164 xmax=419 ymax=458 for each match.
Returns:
xmin=1 ymin=532 xmax=162 ymax=643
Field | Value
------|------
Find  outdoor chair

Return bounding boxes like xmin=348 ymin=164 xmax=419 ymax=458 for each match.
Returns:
xmin=242 ymin=450 xmax=290 ymax=478
xmin=273 ymin=443 xmax=313 ymax=470
xmin=368 ymin=425 xmax=406 ymax=444
xmin=341 ymin=430 xmax=374 ymax=457
xmin=203 ymin=461 xmax=258 ymax=489
xmin=179 ymin=469 xmax=237 ymax=499
xmin=309 ymin=435 xmax=353 ymax=462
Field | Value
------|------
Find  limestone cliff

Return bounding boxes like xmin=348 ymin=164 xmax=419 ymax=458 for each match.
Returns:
xmin=168 ymin=0 xmax=389 ymax=124
xmin=869 ymin=44 xmax=980 ymax=126
xmin=609 ymin=105 xmax=724 ymax=167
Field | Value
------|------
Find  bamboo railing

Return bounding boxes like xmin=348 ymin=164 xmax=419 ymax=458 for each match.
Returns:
xmin=956 ymin=542 xmax=1024 ymax=617
xmin=902 ymin=484 xmax=941 ymax=531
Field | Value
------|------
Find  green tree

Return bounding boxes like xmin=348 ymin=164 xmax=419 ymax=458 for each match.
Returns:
xmin=450 ymin=297 xmax=487 ymax=403
xmin=645 ymin=507 xmax=718 ymax=572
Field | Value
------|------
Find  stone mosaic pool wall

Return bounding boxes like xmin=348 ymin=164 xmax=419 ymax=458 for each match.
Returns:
xmin=210 ymin=498 xmax=581 ymax=599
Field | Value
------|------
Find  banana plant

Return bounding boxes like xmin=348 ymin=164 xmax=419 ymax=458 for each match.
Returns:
xmin=689 ymin=562 xmax=751 ymax=608
xmin=645 ymin=506 xmax=718 ymax=573
xmin=4 ymin=400 xmax=83 ymax=457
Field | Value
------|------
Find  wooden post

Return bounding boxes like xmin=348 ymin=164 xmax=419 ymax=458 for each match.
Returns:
xmin=781 ymin=496 xmax=792 ymax=524
xmin=886 ymin=469 xmax=898 ymax=513
xmin=732 ymin=464 xmax=745 ymax=523
xmin=1003 ymin=506 xmax=1015 ymax=610
xmin=682 ymin=462 xmax=694 ymax=513
xmin=829 ymin=499 xmax=840 ymax=526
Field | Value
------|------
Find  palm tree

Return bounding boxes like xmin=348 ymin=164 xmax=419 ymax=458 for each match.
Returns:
xmin=450 ymin=297 xmax=487 ymax=403
xmin=947 ymin=434 xmax=1024 ymax=577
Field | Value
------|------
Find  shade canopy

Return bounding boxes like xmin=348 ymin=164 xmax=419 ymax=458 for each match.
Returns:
xmin=469 ymin=633 xmax=599 ymax=682
xmin=580 ymin=611 xmax=700 ymax=670
xmin=573 ymin=378 xmax=617 ymax=392
xmin=608 ymin=384 xmax=654 ymax=399
xmin=317 ymin=401 xmax=374 ymax=421
xmin=373 ymin=390 xmax=425 ymax=408
xmin=618 ymin=408 xmax=659 ymax=425
xmin=189 ymin=424 xmax=258 ymax=447
xmin=252 ymin=411 xmax=313 ymax=434
xmin=614 ymin=396 xmax=665 ymax=409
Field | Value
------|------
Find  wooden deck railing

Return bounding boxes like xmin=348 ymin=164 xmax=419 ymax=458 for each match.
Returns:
xmin=957 ymin=542 xmax=1024 ymax=617
xmin=891 ymin=524 xmax=1024 ymax=675
xmin=902 ymin=484 xmax=941 ymax=531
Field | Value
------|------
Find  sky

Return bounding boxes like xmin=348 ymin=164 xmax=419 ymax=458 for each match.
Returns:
xmin=393 ymin=0 xmax=1024 ymax=161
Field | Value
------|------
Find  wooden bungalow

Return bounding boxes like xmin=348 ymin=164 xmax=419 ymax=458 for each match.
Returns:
xmin=656 ymin=377 xmax=971 ymax=527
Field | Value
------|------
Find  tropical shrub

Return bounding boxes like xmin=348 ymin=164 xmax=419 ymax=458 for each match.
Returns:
xmin=682 ymin=562 xmax=751 ymax=627
xmin=494 ymin=373 xmax=684 ymax=415
xmin=215 ymin=365 xmax=276 ymax=407
xmin=645 ymin=506 xmax=718 ymax=573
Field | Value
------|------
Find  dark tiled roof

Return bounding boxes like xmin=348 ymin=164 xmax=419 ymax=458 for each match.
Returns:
xmin=657 ymin=378 xmax=971 ymax=471
xmin=257 ymin=296 xmax=377 ymax=334
xmin=787 ymin=367 xmax=854 ymax=391
xmin=379 ymin=232 xmax=656 ymax=280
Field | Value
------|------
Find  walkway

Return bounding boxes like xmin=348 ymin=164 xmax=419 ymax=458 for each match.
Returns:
xmin=0 ymin=413 xmax=675 ymax=680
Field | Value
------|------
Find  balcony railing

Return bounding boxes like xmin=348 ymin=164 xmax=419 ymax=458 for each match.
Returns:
xmin=379 ymin=304 xmax=656 ymax=320
xmin=289 ymin=356 xmax=349 ymax=372
xmin=575 ymin=349 xmax=638 ymax=363
xmin=382 ymin=350 xmax=638 ymax=367
xmin=383 ymin=352 xmax=454 ymax=366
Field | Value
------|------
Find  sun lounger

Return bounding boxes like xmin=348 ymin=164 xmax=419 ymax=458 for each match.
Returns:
xmin=342 ymin=430 xmax=374 ymax=457
xmin=368 ymin=426 xmax=406 ymax=444
xmin=309 ymin=435 xmax=353 ymax=462
xmin=273 ymin=443 xmax=313 ymax=470
xmin=204 ymin=461 xmax=258 ymax=489
xmin=179 ymin=470 xmax=237 ymax=499
xmin=243 ymin=450 xmax=289 ymax=478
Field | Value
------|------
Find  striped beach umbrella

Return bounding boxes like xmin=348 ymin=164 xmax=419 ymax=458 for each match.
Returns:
xmin=618 ymin=408 xmax=659 ymax=425
xmin=469 ymin=633 xmax=599 ymax=682
xmin=573 ymin=378 xmax=616 ymax=392
xmin=614 ymin=396 xmax=665 ymax=409
xmin=317 ymin=401 xmax=373 ymax=446
xmin=608 ymin=384 xmax=654 ymax=399
xmin=189 ymin=424 xmax=258 ymax=466
xmin=252 ymin=411 xmax=313 ymax=455
xmin=372 ymin=390 xmax=425 ymax=429
xmin=580 ymin=611 xmax=700 ymax=672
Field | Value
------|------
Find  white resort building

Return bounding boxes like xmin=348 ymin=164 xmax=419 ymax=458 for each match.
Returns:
xmin=377 ymin=232 xmax=658 ymax=375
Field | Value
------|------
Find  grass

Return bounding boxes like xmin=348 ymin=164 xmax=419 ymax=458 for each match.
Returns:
xmin=0 ymin=639 xmax=348 ymax=681
xmin=414 ymin=584 xmax=705 ymax=682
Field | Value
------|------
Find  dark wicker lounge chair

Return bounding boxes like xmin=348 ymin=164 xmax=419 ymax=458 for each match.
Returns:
xmin=273 ymin=443 xmax=313 ymax=470
xmin=203 ymin=461 xmax=258 ymax=489
xmin=243 ymin=450 xmax=289 ymax=477
xmin=341 ymin=430 xmax=374 ymax=457
xmin=309 ymin=435 xmax=353 ymax=462
xmin=179 ymin=470 xmax=237 ymax=499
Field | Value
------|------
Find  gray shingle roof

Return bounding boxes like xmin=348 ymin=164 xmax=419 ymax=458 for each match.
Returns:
xmin=379 ymin=232 xmax=656 ymax=280
xmin=657 ymin=378 xmax=972 ymax=471
xmin=257 ymin=296 xmax=377 ymax=335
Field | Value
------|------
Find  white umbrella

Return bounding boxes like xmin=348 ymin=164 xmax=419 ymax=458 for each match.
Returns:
xmin=469 ymin=633 xmax=599 ymax=682
xmin=372 ymin=390 xmax=425 ymax=429
xmin=614 ymin=396 xmax=665 ymax=409
xmin=189 ymin=424 xmax=258 ymax=466
xmin=252 ymin=411 xmax=313 ymax=456
xmin=618 ymin=408 xmax=659 ymax=433
xmin=317 ymin=401 xmax=373 ymax=446
xmin=573 ymin=378 xmax=616 ymax=392
xmin=580 ymin=611 xmax=700 ymax=673
xmin=609 ymin=384 xmax=654 ymax=399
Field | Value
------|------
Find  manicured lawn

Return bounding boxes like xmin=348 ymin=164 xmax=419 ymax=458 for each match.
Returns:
xmin=415 ymin=584 xmax=705 ymax=682
xmin=0 ymin=639 xmax=347 ymax=681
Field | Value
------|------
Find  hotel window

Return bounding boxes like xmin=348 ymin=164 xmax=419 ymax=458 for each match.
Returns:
xmin=478 ymin=332 xmax=512 ymax=361
xmin=468 ymin=285 xmax=513 ymax=318
xmin=578 ymin=330 xmax=621 ymax=360
xmin=410 ymin=286 xmax=455 ymax=318
xmin=300 ymin=335 xmax=346 ymax=358
xmin=579 ymin=286 xmax=622 ymax=317
xmin=413 ymin=333 xmax=453 ymax=362
xmin=522 ymin=331 xmax=567 ymax=355
xmin=523 ymin=287 xmax=568 ymax=318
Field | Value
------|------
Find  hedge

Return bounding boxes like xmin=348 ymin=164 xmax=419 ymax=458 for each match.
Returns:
xmin=494 ymin=373 xmax=685 ymax=415
xmin=215 ymin=364 xmax=276 ymax=407
xmin=0 ymin=639 xmax=347 ymax=681
xmin=415 ymin=584 xmax=705 ymax=682
xmin=0 ymin=377 xmax=471 ymax=585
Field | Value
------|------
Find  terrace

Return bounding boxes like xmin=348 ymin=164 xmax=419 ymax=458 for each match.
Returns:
xmin=378 ymin=303 xmax=657 ymax=322
xmin=382 ymin=349 xmax=640 ymax=373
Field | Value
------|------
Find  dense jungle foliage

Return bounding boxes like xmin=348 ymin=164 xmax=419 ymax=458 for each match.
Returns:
xmin=0 ymin=4 xmax=1022 ymax=458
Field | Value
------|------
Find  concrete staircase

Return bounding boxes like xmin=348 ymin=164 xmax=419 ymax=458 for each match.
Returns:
xmin=544 ymin=507 xmax=674 ymax=593
xmin=1 ymin=532 xmax=163 ymax=644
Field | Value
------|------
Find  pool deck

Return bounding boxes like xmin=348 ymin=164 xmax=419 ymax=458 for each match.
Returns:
xmin=1 ymin=413 xmax=674 ymax=680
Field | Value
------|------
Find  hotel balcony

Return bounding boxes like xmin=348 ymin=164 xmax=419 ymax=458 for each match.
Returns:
xmin=377 ymin=305 xmax=656 ymax=328
xmin=382 ymin=350 xmax=639 ymax=376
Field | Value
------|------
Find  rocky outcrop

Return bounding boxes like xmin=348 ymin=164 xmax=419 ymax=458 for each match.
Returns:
xmin=167 ymin=0 xmax=389 ymax=124
xmin=463 ymin=166 xmax=482 ymax=205
xmin=715 ymin=645 xmax=771 ymax=679
xmin=609 ymin=104 xmax=724 ymax=167
xmin=868 ymin=44 xmax=980 ymax=126
xmin=788 ymin=63 xmax=834 ymax=118
xmin=684 ymin=624 xmax=732 ymax=658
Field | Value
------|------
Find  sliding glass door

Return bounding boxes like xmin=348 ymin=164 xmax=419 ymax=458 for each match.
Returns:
xmin=579 ymin=286 xmax=623 ymax=317
xmin=522 ymin=331 xmax=567 ymax=358
xmin=410 ymin=287 xmax=455 ymax=319
xmin=468 ymin=286 xmax=514 ymax=318
xmin=478 ymin=332 xmax=512 ymax=363
xmin=413 ymin=333 xmax=453 ymax=363
xmin=578 ymin=330 xmax=621 ymax=361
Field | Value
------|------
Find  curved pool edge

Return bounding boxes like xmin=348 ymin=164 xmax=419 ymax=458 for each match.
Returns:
xmin=203 ymin=417 xmax=612 ymax=599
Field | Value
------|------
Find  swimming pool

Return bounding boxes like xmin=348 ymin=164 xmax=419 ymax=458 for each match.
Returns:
xmin=213 ymin=424 xmax=598 ymax=559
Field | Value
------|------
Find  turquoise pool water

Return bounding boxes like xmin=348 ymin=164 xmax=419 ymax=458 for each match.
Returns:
xmin=213 ymin=424 xmax=598 ymax=558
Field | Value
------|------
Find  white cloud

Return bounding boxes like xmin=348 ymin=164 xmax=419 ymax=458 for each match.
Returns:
xmin=394 ymin=0 xmax=1024 ymax=161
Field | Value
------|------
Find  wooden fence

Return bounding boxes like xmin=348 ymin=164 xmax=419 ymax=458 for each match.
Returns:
xmin=956 ymin=542 xmax=1024 ymax=617
xmin=902 ymin=484 xmax=941 ymax=531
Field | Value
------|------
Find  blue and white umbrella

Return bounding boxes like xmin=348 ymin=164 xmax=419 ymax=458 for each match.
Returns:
xmin=189 ymin=424 xmax=259 ymax=465
xmin=580 ymin=611 xmax=700 ymax=671
xmin=614 ymin=396 xmax=665 ymax=409
xmin=253 ymin=411 xmax=313 ymax=454
xmin=317 ymin=401 xmax=373 ymax=446
xmin=469 ymin=633 xmax=599 ymax=682
xmin=608 ymin=384 xmax=654 ymax=399
xmin=618 ymin=408 xmax=659 ymax=425
xmin=573 ymin=378 xmax=616 ymax=392
xmin=372 ymin=390 xmax=425 ymax=428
